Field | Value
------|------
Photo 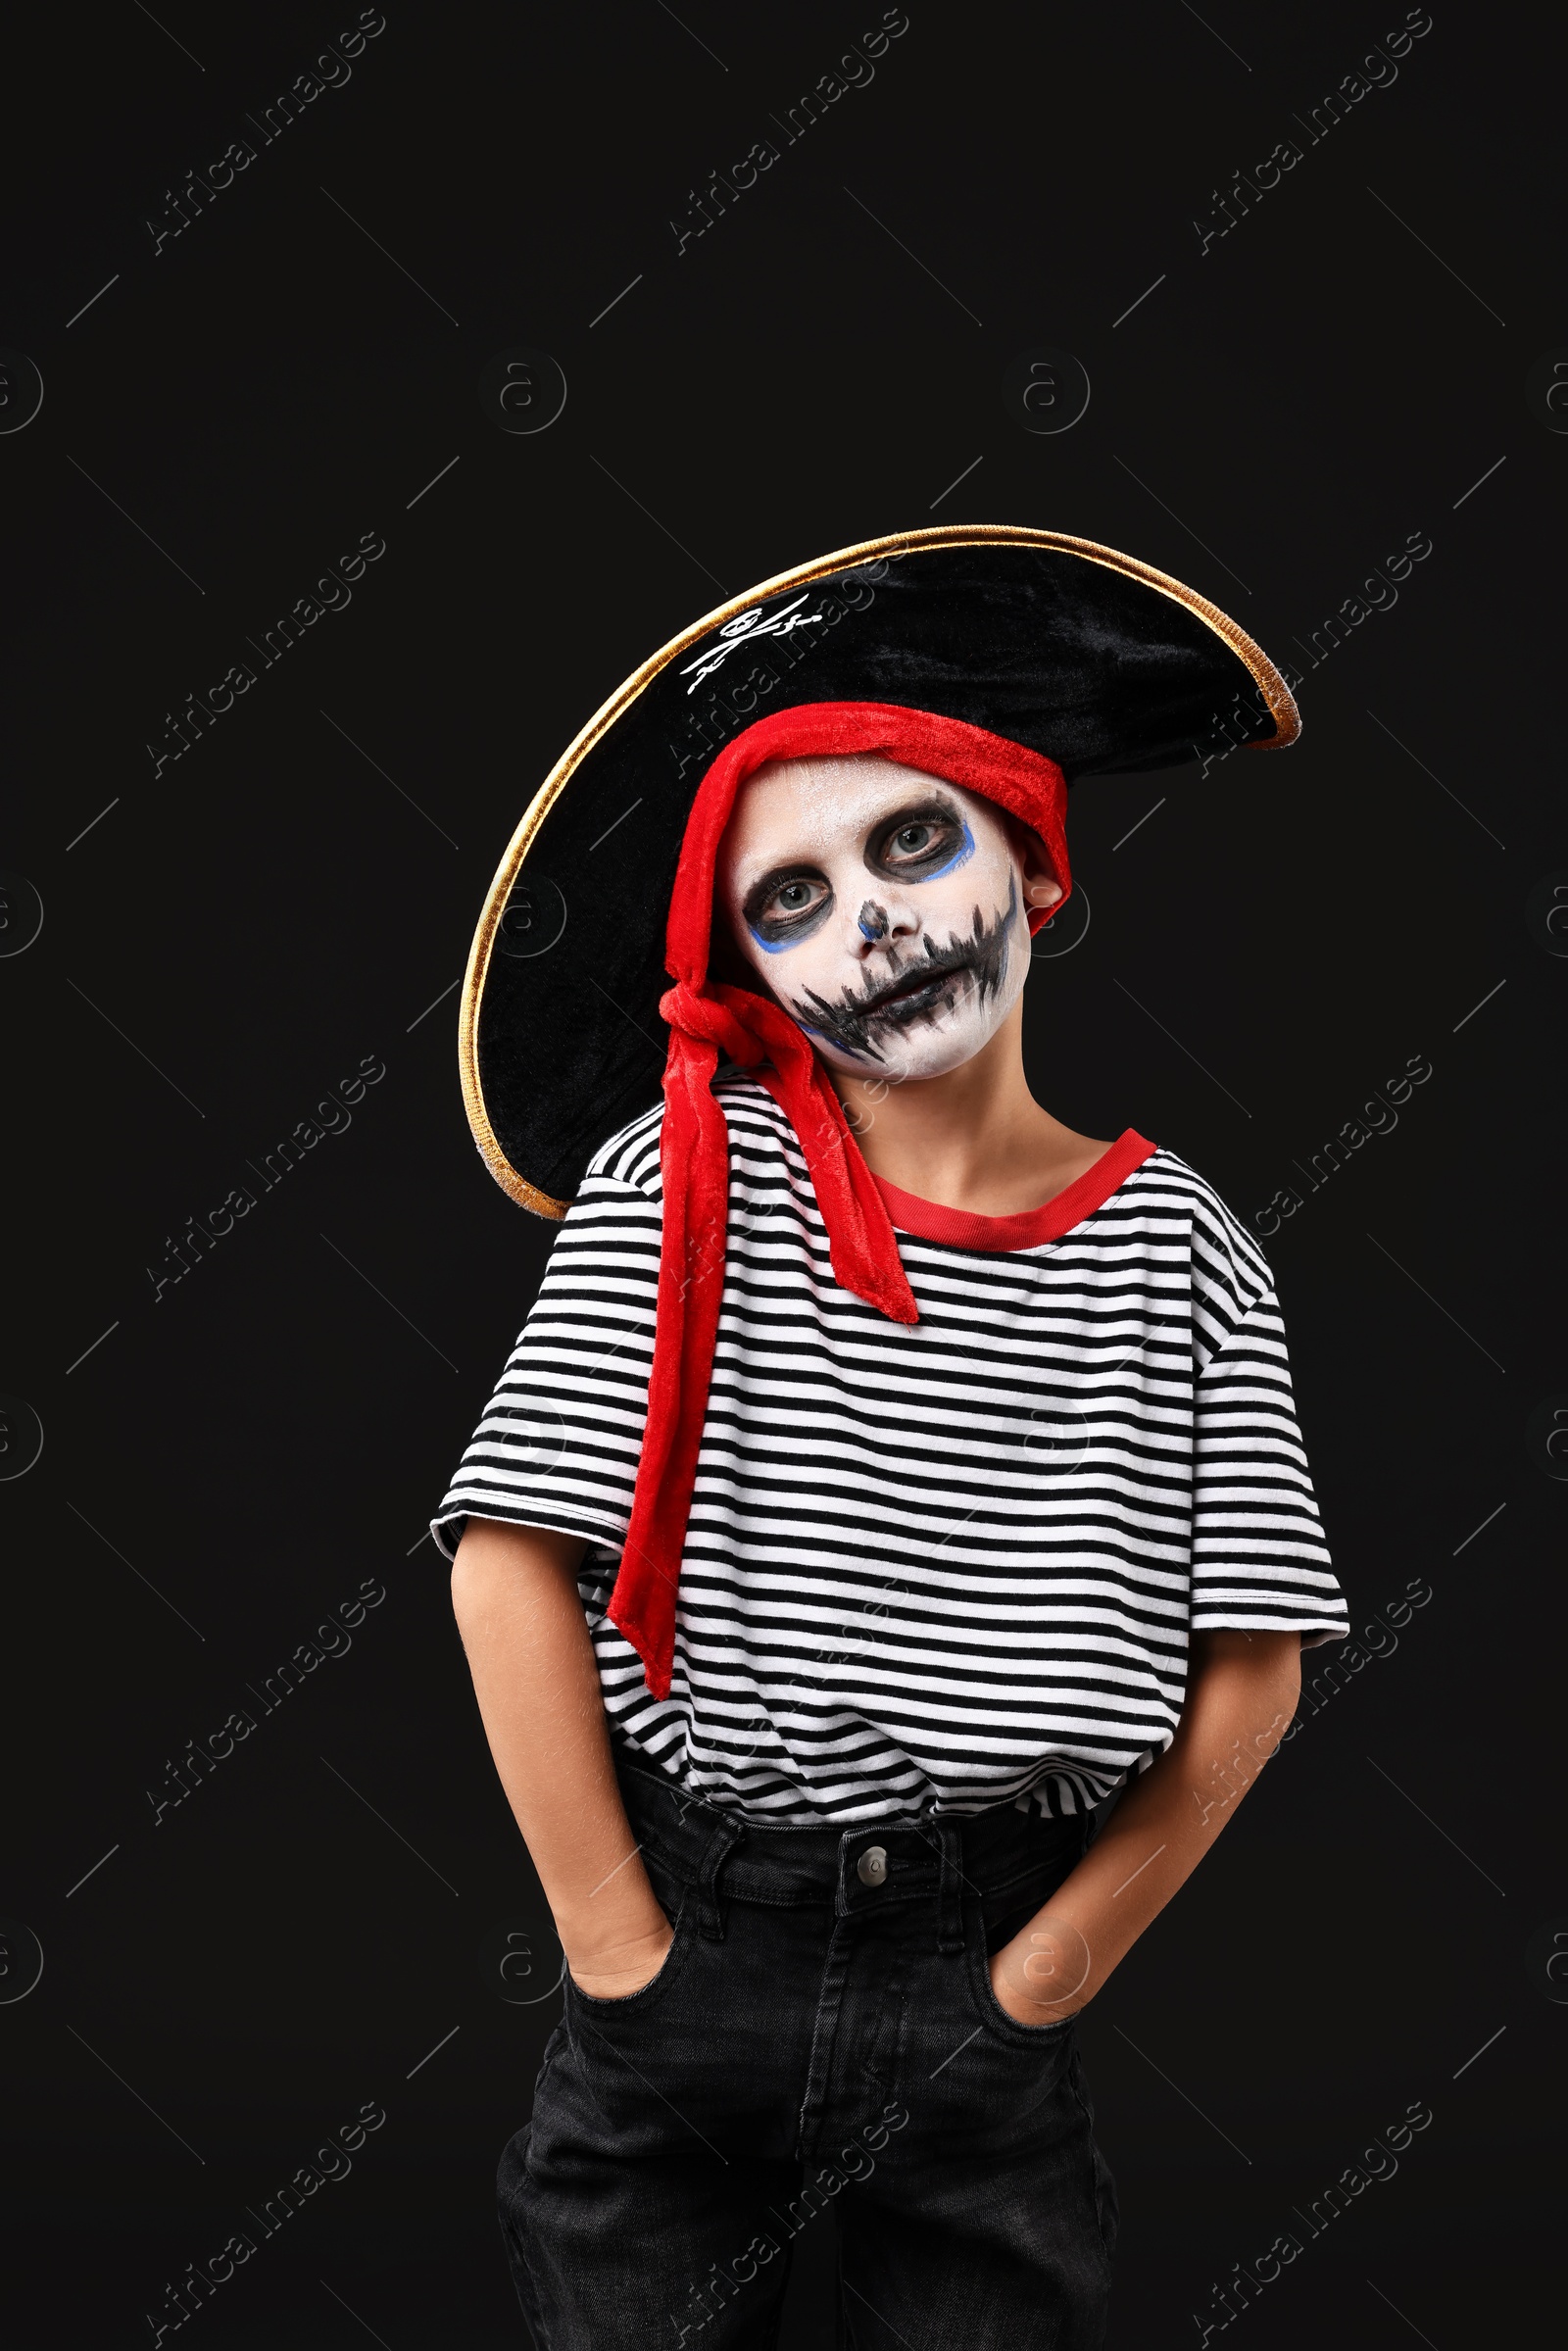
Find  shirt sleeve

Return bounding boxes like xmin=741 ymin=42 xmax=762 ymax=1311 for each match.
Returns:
xmin=1189 ymin=1284 xmax=1348 ymax=1648
xmin=429 ymin=1172 xmax=660 ymax=1561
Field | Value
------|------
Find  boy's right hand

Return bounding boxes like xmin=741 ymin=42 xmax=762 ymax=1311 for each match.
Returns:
xmin=565 ymin=1917 xmax=676 ymax=2001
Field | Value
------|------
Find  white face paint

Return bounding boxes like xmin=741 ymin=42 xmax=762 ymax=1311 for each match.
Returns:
xmin=717 ymin=754 xmax=1060 ymax=1082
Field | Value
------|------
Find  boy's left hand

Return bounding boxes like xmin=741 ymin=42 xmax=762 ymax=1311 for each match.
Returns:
xmin=979 ymin=1633 xmax=1303 ymax=2031
xmin=987 ymin=1915 xmax=1091 ymax=2027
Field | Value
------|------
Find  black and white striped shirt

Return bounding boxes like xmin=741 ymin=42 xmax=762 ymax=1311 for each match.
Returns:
xmin=432 ymin=1077 xmax=1346 ymax=1824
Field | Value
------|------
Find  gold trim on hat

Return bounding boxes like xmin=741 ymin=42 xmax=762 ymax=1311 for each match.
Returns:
xmin=459 ymin=523 xmax=1300 ymax=1217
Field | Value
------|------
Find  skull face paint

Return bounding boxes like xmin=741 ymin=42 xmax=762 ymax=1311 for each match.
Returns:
xmin=717 ymin=754 xmax=1058 ymax=1082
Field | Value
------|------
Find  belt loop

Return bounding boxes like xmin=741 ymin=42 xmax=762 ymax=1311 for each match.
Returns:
xmin=937 ymin=1822 xmax=964 ymax=1955
xmin=693 ymin=1816 xmax=744 ymax=1941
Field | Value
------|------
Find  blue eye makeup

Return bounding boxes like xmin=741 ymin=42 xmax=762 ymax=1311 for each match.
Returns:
xmin=744 ymin=871 xmax=832 ymax=952
xmin=868 ymin=801 xmax=974 ymax=884
xmin=920 ymin=818 xmax=974 ymax=882
xmin=748 ymin=922 xmax=802 ymax=955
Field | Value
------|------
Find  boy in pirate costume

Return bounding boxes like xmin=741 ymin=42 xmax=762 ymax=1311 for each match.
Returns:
xmin=434 ymin=528 xmax=1348 ymax=2349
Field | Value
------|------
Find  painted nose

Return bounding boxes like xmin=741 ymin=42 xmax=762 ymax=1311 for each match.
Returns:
xmin=853 ymin=896 xmax=919 ymax=954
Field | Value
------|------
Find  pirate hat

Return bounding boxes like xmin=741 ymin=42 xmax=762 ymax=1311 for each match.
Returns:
xmin=459 ymin=524 xmax=1298 ymax=1220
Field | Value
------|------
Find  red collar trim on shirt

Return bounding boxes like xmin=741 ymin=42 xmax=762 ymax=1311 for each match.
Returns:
xmin=871 ymin=1130 xmax=1156 ymax=1252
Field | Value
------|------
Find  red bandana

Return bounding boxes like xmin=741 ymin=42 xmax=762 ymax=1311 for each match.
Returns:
xmin=606 ymin=702 xmax=1071 ymax=1697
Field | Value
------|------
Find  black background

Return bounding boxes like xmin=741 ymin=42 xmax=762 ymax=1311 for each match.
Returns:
xmin=3 ymin=3 xmax=1563 ymax=2345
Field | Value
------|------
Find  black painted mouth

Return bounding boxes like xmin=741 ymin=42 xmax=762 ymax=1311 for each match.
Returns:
xmin=857 ymin=953 xmax=975 ymax=1020
xmin=791 ymin=875 xmax=1018 ymax=1061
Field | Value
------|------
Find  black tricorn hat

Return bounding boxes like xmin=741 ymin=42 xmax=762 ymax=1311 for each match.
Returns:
xmin=459 ymin=524 xmax=1298 ymax=1215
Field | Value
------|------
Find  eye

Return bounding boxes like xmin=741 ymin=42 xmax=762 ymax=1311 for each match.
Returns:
xmin=760 ymin=876 xmax=828 ymax=924
xmin=876 ymin=808 xmax=964 ymax=870
xmin=890 ymin=821 xmax=937 ymax=857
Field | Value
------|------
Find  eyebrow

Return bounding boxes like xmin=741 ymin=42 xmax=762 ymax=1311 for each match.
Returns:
xmin=870 ymin=790 xmax=964 ymax=834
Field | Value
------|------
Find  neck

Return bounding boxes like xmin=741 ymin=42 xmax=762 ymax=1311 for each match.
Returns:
xmin=822 ymin=1001 xmax=1113 ymax=1218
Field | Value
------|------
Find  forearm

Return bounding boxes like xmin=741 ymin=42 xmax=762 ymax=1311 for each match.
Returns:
xmin=450 ymin=1516 xmax=667 ymax=1988
xmin=993 ymin=1632 xmax=1301 ymax=2020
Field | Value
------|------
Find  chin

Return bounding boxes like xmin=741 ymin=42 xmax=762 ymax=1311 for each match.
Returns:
xmin=815 ymin=1006 xmax=1001 ymax=1085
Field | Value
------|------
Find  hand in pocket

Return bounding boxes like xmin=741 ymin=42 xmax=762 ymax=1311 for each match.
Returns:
xmin=567 ymin=1915 xmax=677 ymax=2001
xmin=988 ymin=1911 xmax=1092 ymax=2027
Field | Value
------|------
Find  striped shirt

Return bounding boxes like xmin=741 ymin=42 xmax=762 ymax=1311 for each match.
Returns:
xmin=432 ymin=1077 xmax=1346 ymax=1824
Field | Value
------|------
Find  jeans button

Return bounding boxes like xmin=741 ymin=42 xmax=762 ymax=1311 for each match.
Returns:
xmin=857 ymin=1845 xmax=889 ymax=1887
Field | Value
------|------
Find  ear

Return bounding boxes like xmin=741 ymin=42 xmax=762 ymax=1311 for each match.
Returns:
xmin=1012 ymin=820 xmax=1063 ymax=915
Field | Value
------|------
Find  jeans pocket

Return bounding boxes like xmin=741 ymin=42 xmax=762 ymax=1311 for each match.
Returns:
xmin=964 ymin=1898 xmax=1080 ymax=2051
xmin=565 ymin=1882 xmax=695 ymax=2022
xmin=558 ymin=1890 xmax=735 ymax=2154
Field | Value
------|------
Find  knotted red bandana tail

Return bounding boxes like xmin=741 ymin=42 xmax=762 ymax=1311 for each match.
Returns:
xmin=607 ymin=702 xmax=1071 ymax=1697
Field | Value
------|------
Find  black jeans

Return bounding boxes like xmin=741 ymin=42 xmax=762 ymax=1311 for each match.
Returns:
xmin=499 ymin=1752 xmax=1117 ymax=2348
